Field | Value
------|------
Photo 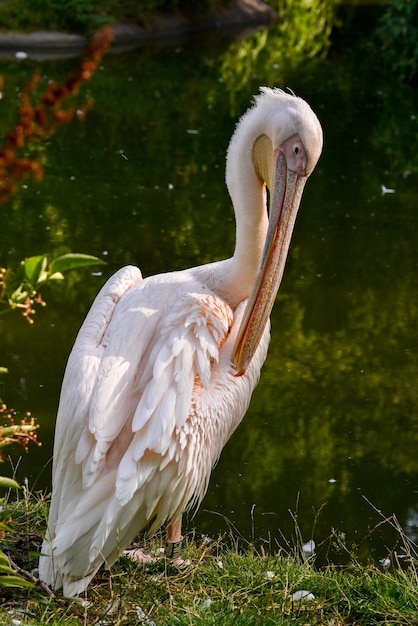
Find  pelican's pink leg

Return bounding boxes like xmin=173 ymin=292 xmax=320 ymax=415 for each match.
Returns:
xmin=166 ymin=517 xmax=182 ymax=544
xmin=166 ymin=517 xmax=190 ymax=565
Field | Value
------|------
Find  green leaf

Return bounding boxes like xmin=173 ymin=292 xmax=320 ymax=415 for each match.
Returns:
xmin=0 ymin=563 xmax=14 ymax=574
xmin=47 ymin=272 xmax=65 ymax=281
xmin=0 ymin=552 xmax=10 ymax=566
xmin=0 ymin=574 xmax=34 ymax=588
xmin=49 ymin=253 xmax=105 ymax=275
xmin=0 ymin=523 xmax=11 ymax=533
xmin=0 ymin=551 xmax=34 ymax=588
xmin=0 ymin=476 xmax=20 ymax=489
xmin=23 ymin=255 xmax=48 ymax=286
xmin=0 ymin=367 xmax=8 ymax=375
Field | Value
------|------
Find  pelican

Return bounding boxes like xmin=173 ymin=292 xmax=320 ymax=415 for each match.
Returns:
xmin=39 ymin=87 xmax=322 ymax=596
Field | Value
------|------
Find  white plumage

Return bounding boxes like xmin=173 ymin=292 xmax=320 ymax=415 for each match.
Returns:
xmin=39 ymin=88 xmax=322 ymax=596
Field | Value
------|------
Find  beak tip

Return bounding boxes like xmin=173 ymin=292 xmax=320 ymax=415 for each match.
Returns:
xmin=232 ymin=354 xmax=246 ymax=377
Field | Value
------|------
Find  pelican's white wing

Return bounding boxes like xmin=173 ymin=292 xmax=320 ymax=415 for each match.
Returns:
xmin=39 ymin=266 xmax=143 ymax=589
xmin=39 ymin=266 xmax=269 ymax=597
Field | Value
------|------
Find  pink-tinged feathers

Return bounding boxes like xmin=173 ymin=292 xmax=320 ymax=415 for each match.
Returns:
xmin=39 ymin=88 xmax=322 ymax=597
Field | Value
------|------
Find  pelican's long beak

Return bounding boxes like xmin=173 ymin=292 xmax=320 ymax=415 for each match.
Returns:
xmin=232 ymin=148 xmax=308 ymax=376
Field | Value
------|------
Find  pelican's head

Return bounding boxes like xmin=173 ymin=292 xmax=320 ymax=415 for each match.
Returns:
xmin=251 ymin=87 xmax=322 ymax=184
xmin=231 ymin=88 xmax=323 ymax=375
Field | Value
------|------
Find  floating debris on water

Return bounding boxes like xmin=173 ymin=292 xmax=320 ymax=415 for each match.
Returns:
xmin=381 ymin=184 xmax=395 ymax=195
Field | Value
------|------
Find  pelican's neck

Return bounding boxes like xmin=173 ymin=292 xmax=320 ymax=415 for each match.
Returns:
xmin=223 ymin=109 xmax=269 ymax=303
xmin=198 ymin=88 xmax=323 ymax=309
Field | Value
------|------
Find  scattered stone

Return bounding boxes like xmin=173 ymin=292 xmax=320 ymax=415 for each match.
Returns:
xmin=291 ymin=589 xmax=315 ymax=602
xmin=302 ymin=539 xmax=316 ymax=558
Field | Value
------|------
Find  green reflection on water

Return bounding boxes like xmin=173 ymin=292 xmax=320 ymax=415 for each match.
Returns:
xmin=1 ymin=14 xmax=418 ymax=561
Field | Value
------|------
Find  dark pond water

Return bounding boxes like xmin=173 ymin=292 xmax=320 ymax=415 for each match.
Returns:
xmin=1 ymin=14 xmax=418 ymax=566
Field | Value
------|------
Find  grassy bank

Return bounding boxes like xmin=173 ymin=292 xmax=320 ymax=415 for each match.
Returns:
xmin=1 ymin=491 xmax=418 ymax=625
xmin=0 ymin=0 xmax=218 ymax=35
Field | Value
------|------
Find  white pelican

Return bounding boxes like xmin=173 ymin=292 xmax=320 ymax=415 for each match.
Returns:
xmin=39 ymin=87 xmax=322 ymax=596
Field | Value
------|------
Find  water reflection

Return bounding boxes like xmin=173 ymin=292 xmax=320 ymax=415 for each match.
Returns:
xmin=1 ymin=13 xmax=418 ymax=563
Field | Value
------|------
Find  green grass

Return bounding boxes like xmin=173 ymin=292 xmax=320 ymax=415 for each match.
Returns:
xmin=1 ymin=490 xmax=418 ymax=625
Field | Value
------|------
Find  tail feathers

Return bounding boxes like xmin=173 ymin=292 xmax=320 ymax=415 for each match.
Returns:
xmin=39 ymin=530 xmax=108 ymax=596
xmin=39 ymin=542 xmax=98 ymax=597
xmin=38 ymin=492 xmax=150 ymax=595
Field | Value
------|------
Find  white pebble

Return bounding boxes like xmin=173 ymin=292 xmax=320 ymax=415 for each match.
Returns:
xmin=302 ymin=540 xmax=316 ymax=558
xmin=201 ymin=598 xmax=212 ymax=609
xmin=291 ymin=589 xmax=315 ymax=602
xmin=136 ymin=605 xmax=156 ymax=625
xmin=200 ymin=535 xmax=212 ymax=545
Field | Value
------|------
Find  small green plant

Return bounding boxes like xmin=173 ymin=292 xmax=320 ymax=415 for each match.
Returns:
xmin=0 ymin=253 xmax=105 ymax=323
xmin=0 ymin=402 xmax=39 ymax=589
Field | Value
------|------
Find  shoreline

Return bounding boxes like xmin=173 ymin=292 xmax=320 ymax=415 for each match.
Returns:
xmin=0 ymin=0 xmax=277 ymax=51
